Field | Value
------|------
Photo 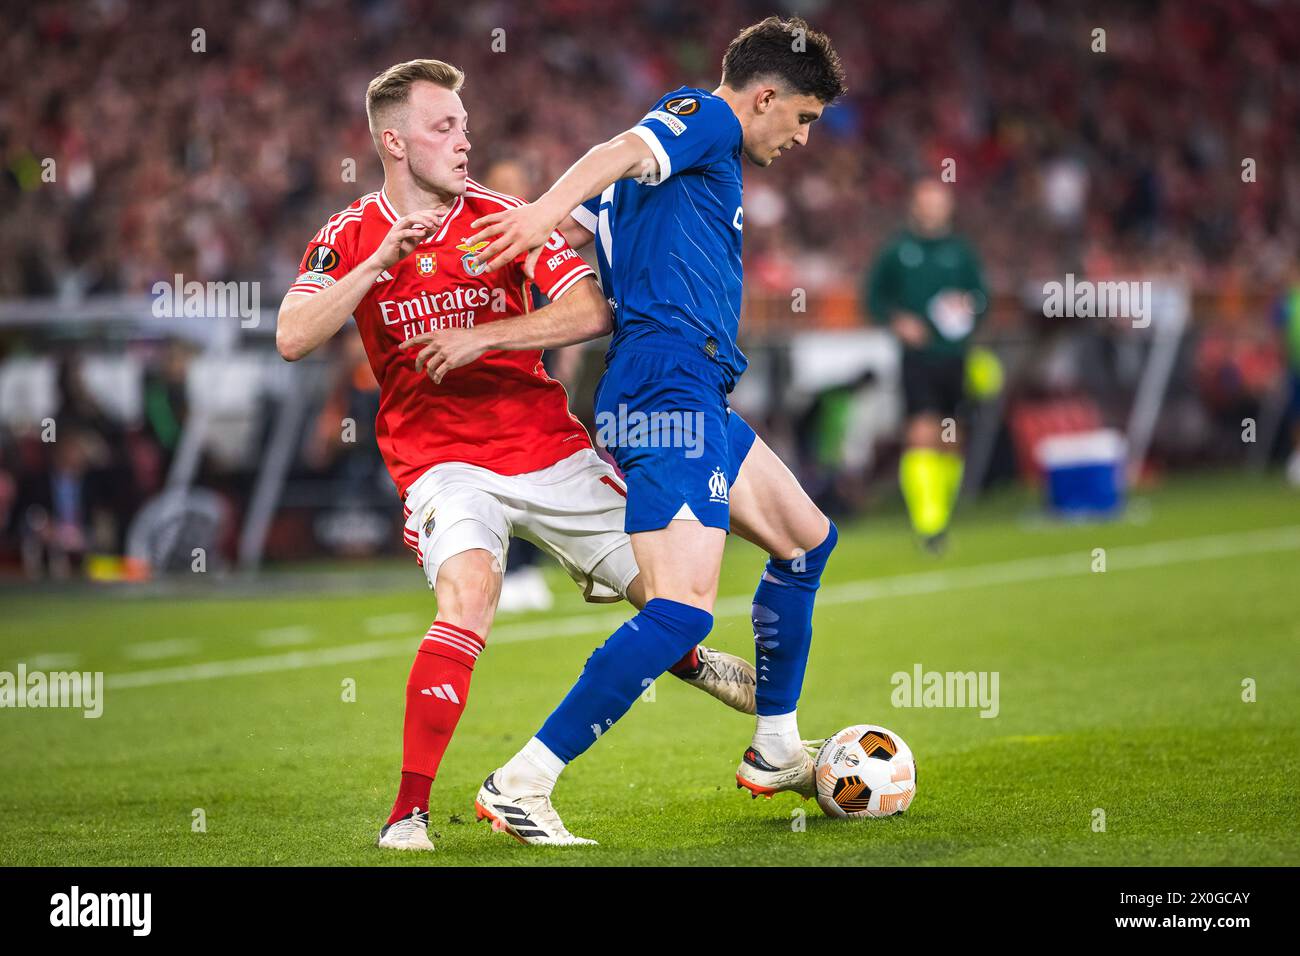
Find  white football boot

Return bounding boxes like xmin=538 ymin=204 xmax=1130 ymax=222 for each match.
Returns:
xmin=735 ymin=740 xmax=822 ymax=800
xmin=672 ymin=645 xmax=757 ymax=714
xmin=377 ymin=807 xmax=435 ymax=851
xmin=474 ymin=772 xmax=597 ymax=846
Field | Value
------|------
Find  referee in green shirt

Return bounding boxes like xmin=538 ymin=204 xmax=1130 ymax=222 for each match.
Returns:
xmin=865 ymin=177 xmax=988 ymax=550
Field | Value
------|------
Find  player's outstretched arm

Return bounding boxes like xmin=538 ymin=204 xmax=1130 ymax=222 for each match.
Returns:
xmin=558 ymin=214 xmax=594 ymax=251
xmin=400 ymin=277 xmax=612 ymax=384
xmin=276 ymin=210 xmax=442 ymax=361
xmin=464 ymin=131 xmax=655 ymax=274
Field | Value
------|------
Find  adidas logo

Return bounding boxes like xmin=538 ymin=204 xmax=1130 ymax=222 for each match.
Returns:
xmin=374 ymin=269 xmax=394 ymax=283
xmin=420 ymin=683 xmax=460 ymax=703
xmin=492 ymin=803 xmax=547 ymax=838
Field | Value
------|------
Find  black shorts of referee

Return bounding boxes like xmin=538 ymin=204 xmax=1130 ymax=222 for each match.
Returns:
xmin=901 ymin=349 xmax=967 ymax=418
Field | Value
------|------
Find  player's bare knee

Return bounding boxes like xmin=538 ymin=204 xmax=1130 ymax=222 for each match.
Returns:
xmin=434 ymin=549 xmax=502 ymax=635
xmin=676 ymin=587 xmax=718 ymax=613
xmin=769 ymin=516 xmax=836 ymax=586
xmin=639 ymin=575 xmax=717 ymax=613
xmin=781 ymin=496 xmax=832 ymax=556
xmin=795 ymin=509 xmax=835 ymax=559
xmin=757 ymin=496 xmax=831 ymax=562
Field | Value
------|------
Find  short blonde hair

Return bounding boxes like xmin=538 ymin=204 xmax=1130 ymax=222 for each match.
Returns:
xmin=366 ymin=59 xmax=465 ymax=147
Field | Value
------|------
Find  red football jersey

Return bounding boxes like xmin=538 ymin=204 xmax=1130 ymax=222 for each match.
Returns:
xmin=287 ymin=179 xmax=596 ymax=498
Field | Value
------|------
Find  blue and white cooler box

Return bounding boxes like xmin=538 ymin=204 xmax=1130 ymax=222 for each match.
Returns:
xmin=1034 ymin=429 xmax=1127 ymax=518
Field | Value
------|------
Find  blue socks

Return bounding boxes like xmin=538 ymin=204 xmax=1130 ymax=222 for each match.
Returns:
xmin=752 ymin=522 xmax=838 ymax=716
xmin=531 ymin=521 xmax=837 ymax=770
xmin=536 ymin=598 xmax=714 ymax=763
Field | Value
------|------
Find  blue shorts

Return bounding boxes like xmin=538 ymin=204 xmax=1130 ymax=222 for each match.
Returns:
xmin=594 ymin=347 xmax=757 ymax=534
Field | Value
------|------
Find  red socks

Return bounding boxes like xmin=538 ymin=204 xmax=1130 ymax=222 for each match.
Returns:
xmin=389 ymin=771 xmax=433 ymax=824
xmin=668 ymin=645 xmax=700 ymax=676
xmin=386 ymin=621 xmax=484 ymax=825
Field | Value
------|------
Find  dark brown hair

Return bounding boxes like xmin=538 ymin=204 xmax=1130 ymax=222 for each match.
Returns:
xmin=721 ymin=16 xmax=846 ymax=104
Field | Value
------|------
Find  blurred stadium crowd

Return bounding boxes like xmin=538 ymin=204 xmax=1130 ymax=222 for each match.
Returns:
xmin=5 ymin=0 xmax=1298 ymax=296
xmin=2 ymin=0 xmax=1299 ymax=576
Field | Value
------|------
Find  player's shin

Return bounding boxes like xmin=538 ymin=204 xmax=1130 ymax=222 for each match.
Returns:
xmin=750 ymin=521 xmax=839 ymax=764
xmin=386 ymin=621 xmax=483 ymax=824
xmin=499 ymin=599 xmax=714 ymax=795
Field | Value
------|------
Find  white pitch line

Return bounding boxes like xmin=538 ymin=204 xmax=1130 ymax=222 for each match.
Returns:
xmin=103 ymin=524 xmax=1300 ymax=692
xmin=122 ymin=638 xmax=202 ymax=661
xmin=108 ymin=639 xmax=416 ymax=689
xmin=363 ymin=612 xmax=425 ymax=635
xmin=22 ymin=653 xmax=81 ymax=670
xmin=255 ymin=625 xmax=316 ymax=647
xmin=811 ymin=523 xmax=1300 ymax=611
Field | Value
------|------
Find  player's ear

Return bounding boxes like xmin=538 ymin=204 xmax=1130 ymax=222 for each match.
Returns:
xmin=754 ymin=85 xmax=778 ymax=115
xmin=381 ymin=127 xmax=405 ymax=161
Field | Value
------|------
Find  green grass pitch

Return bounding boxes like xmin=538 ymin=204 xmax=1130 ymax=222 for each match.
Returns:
xmin=1 ymin=472 xmax=1297 ymax=866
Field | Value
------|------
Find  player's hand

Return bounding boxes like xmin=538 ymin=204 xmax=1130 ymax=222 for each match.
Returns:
xmin=465 ymin=199 xmax=560 ymax=275
xmin=400 ymin=328 xmax=489 ymax=384
xmin=891 ymin=312 xmax=931 ymax=348
xmin=368 ymin=209 xmax=445 ymax=271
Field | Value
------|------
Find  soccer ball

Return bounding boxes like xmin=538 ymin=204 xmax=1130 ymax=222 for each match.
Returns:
xmin=813 ymin=724 xmax=917 ymax=819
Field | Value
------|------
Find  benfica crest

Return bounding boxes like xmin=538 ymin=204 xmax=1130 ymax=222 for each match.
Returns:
xmin=457 ymin=238 xmax=489 ymax=276
xmin=416 ymin=252 xmax=436 ymax=276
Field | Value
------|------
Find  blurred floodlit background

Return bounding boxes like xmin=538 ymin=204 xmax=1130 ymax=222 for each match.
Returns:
xmin=1 ymin=0 xmax=1298 ymax=582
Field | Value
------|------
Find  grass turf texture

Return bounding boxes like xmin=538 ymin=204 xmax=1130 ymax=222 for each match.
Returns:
xmin=1 ymin=472 xmax=1297 ymax=866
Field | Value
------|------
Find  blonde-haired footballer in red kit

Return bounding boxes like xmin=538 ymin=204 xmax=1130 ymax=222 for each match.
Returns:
xmin=276 ymin=59 xmax=756 ymax=850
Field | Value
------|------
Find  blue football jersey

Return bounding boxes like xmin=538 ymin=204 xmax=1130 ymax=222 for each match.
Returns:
xmin=571 ymin=87 xmax=747 ymax=388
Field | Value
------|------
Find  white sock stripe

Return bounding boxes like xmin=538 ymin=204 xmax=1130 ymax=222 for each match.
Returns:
xmin=423 ymin=634 xmax=481 ymax=659
xmin=423 ymin=629 xmax=480 ymax=653
xmin=423 ymin=622 xmax=479 ymax=642
xmin=424 ymin=631 xmax=481 ymax=658
xmin=422 ymin=639 xmax=478 ymax=664
xmin=427 ymin=624 xmax=484 ymax=649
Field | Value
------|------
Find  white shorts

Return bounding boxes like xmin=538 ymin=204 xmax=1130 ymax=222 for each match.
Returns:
xmin=401 ymin=448 xmax=639 ymax=603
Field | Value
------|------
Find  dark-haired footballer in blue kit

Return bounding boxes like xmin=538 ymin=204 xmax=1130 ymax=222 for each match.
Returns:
xmin=451 ymin=16 xmax=849 ymax=844
xmin=573 ymin=86 xmax=756 ymax=534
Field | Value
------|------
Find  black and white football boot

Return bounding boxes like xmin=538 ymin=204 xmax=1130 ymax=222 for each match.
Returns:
xmin=735 ymin=741 xmax=820 ymax=800
xmin=474 ymin=772 xmax=597 ymax=846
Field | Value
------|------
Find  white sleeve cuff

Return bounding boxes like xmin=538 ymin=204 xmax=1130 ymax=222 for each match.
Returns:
xmin=629 ymin=125 xmax=672 ymax=185
xmin=569 ymin=202 xmax=598 ymax=233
